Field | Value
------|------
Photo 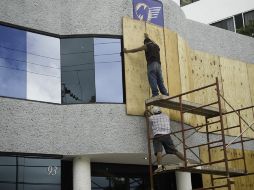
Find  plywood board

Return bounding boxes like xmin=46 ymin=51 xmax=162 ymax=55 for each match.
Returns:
xmin=247 ymin=63 xmax=254 ymax=132
xmin=177 ymin=35 xmax=193 ymax=125
xmin=233 ymin=150 xmax=254 ymax=190
xmin=247 ymin=63 xmax=254 ymax=106
xmin=220 ymin=57 xmax=254 ymax=138
xmin=189 ymin=50 xmax=225 ymax=133
xmin=123 ymin=17 xmax=150 ymax=115
xmin=164 ymin=28 xmax=181 ymax=121
xmin=200 ymin=146 xmax=228 ymax=189
xmin=145 ymin=23 xmax=169 ymax=115
xmin=200 ymin=146 xmax=254 ymax=190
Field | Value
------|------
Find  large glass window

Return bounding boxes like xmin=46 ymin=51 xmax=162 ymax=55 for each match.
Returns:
xmin=235 ymin=14 xmax=244 ymax=30
xmin=244 ymin=10 xmax=254 ymax=26
xmin=0 ymin=25 xmax=61 ymax=103
xmin=94 ymin=38 xmax=123 ymax=103
xmin=61 ymin=38 xmax=123 ymax=104
xmin=211 ymin=17 xmax=235 ymax=32
xmin=0 ymin=25 xmax=124 ymax=104
xmin=0 ymin=156 xmax=61 ymax=190
xmin=91 ymin=163 xmax=149 ymax=190
xmin=180 ymin=0 xmax=199 ymax=7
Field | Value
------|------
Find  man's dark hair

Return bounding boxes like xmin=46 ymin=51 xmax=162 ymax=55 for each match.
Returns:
xmin=144 ymin=37 xmax=152 ymax=44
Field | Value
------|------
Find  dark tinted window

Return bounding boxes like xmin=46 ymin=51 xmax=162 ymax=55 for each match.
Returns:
xmin=0 ymin=166 xmax=16 ymax=182
xmin=211 ymin=17 xmax=235 ymax=32
xmin=0 ymin=156 xmax=16 ymax=165
xmin=19 ymin=158 xmax=61 ymax=184
xmin=91 ymin=163 xmax=150 ymax=190
xmin=22 ymin=158 xmax=61 ymax=167
xmin=61 ymin=38 xmax=123 ymax=104
xmin=23 ymin=184 xmax=60 ymax=190
xmin=18 ymin=166 xmax=60 ymax=184
xmin=0 ymin=25 xmax=61 ymax=103
xmin=61 ymin=38 xmax=95 ymax=103
xmin=181 ymin=0 xmax=199 ymax=7
xmin=0 ymin=156 xmax=61 ymax=190
xmin=235 ymin=14 xmax=243 ymax=29
xmin=244 ymin=10 xmax=254 ymax=26
xmin=92 ymin=176 xmax=109 ymax=189
xmin=0 ymin=183 xmax=16 ymax=190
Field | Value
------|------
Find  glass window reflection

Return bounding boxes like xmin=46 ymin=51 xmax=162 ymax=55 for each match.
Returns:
xmin=92 ymin=177 xmax=109 ymax=189
xmin=211 ymin=18 xmax=235 ymax=32
xmin=23 ymin=184 xmax=60 ymax=190
xmin=26 ymin=32 xmax=61 ymax=103
xmin=61 ymin=38 xmax=95 ymax=103
xmin=129 ymin=178 xmax=145 ymax=190
xmin=244 ymin=10 xmax=254 ymax=26
xmin=0 ymin=156 xmax=61 ymax=190
xmin=0 ymin=25 xmax=27 ymax=99
xmin=0 ymin=183 xmax=16 ymax=190
xmin=0 ymin=156 xmax=16 ymax=165
xmin=0 ymin=166 xmax=16 ymax=182
xmin=0 ymin=25 xmax=61 ymax=103
xmin=61 ymin=38 xmax=123 ymax=104
xmin=94 ymin=38 xmax=123 ymax=103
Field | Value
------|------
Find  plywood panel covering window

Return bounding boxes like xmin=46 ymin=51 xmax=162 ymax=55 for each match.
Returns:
xmin=200 ymin=146 xmax=254 ymax=190
xmin=123 ymin=17 xmax=149 ymax=115
xmin=247 ymin=64 xmax=254 ymax=118
xmin=164 ymin=29 xmax=181 ymax=121
xmin=189 ymin=50 xmax=225 ymax=133
xmin=177 ymin=35 xmax=193 ymax=125
xmin=123 ymin=18 xmax=253 ymax=139
xmin=220 ymin=58 xmax=254 ymax=138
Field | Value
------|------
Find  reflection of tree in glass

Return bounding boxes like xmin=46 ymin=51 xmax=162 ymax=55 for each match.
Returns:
xmin=237 ymin=20 xmax=254 ymax=37
xmin=130 ymin=178 xmax=146 ymax=190
xmin=61 ymin=83 xmax=80 ymax=101
xmin=89 ymin=95 xmax=96 ymax=103
xmin=103 ymin=177 xmax=125 ymax=190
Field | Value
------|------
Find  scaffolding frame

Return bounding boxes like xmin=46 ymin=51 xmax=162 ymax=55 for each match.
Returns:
xmin=145 ymin=78 xmax=254 ymax=190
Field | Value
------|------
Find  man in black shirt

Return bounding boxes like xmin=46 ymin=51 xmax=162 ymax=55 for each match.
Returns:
xmin=124 ymin=33 xmax=169 ymax=97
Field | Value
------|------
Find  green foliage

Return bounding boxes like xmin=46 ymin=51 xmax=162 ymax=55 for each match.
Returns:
xmin=237 ymin=20 xmax=254 ymax=38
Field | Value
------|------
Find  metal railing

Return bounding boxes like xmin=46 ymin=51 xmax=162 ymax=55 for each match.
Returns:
xmin=145 ymin=77 xmax=254 ymax=190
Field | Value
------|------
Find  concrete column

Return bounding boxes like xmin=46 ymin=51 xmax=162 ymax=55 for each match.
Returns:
xmin=176 ymin=171 xmax=192 ymax=190
xmin=73 ymin=157 xmax=91 ymax=190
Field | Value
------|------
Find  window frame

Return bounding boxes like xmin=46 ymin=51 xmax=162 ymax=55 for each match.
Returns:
xmin=180 ymin=0 xmax=200 ymax=7
xmin=210 ymin=9 xmax=254 ymax=34
xmin=0 ymin=21 xmax=126 ymax=105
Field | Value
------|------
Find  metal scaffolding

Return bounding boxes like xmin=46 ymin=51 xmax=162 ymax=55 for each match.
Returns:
xmin=145 ymin=78 xmax=254 ymax=190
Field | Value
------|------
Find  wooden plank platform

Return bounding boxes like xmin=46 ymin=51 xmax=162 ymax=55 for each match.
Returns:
xmin=145 ymin=95 xmax=221 ymax=118
xmin=154 ymin=164 xmax=246 ymax=177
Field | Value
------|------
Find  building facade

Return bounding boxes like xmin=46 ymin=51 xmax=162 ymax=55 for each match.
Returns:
xmin=177 ymin=0 xmax=254 ymax=33
xmin=0 ymin=0 xmax=254 ymax=190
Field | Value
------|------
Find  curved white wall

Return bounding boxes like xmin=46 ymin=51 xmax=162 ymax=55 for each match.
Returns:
xmin=182 ymin=0 xmax=254 ymax=24
xmin=172 ymin=0 xmax=180 ymax=6
xmin=0 ymin=0 xmax=253 ymax=162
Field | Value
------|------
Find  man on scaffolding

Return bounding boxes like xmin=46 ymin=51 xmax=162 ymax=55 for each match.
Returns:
xmin=146 ymin=106 xmax=187 ymax=170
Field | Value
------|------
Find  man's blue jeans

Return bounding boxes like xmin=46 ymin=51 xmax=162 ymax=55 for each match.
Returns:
xmin=147 ymin=61 xmax=169 ymax=97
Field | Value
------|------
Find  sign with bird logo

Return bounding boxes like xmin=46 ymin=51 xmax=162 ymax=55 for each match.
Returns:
xmin=132 ymin=0 xmax=164 ymax=27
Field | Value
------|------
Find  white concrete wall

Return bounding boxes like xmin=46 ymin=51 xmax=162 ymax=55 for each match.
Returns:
xmin=182 ymin=0 xmax=254 ymax=24
xmin=171 ymin=0 xmax=180 ymax=6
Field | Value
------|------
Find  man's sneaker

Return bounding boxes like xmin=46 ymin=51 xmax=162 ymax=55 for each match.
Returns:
xmin=154 ymin=165 xmax=165 ymax=173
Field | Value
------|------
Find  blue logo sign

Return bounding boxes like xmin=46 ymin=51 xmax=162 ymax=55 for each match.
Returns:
xmin=132 ymin=0 xmax=164 ymax=27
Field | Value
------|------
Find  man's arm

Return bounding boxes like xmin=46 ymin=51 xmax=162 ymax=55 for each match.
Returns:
xmin=124 ymin=45 xmax=147 ymax=53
